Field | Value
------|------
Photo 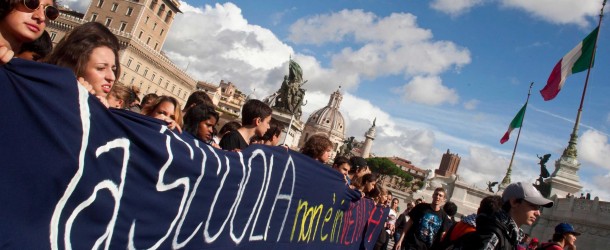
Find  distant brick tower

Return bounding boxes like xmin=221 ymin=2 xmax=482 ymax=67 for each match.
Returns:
xmin=435 ymin=149 xmax=460 ymax=177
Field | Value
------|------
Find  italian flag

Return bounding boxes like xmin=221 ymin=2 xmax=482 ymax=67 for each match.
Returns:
xmin=540 ymin=27 xmax=599 ymax=101
xmin=500 ymin=104 xmax=527 ymax=144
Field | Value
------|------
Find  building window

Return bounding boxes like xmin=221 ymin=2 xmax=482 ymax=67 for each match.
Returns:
xmin=146 ymin=85 xmax=150 ymax=93
xmin=104 ymin=18 xmax=112 ymax=27
xmin=126 ymin=58 xmax=132 ymax=67
xmin=146 ymin=37 xmax=151 ymax=44
xmin=143 ymin=69 xmax=148 ymax=77
xmin=139 ymin=81 xmax=143 ymax=88
xmin=157 ymin=4 xmax=165 ymax=17
xmin=178 ymin=88 xmax=181 ymax=96
xmin=119 ymin=22 xmax=127 ymax=32
xmin=154 ymin=43 xmax=158 ymax=50
xmin=158 ymin=77 xmax=163 ymax=84
xmin=110 ymin=3 xmax=118 ymax=12
xmin=149 ymin=0 xmax=157 ymax=10
xmin=91 ymin=13 xmax=98 ymax=21
xmin=152 ymin=22 xmax=157 ymax=30
xmin=165 ymin=81 xmax=169 ymax=88
xmin=97 ymin=0 xmax=104 ymax=8
xmin=121 ymin=72 xmax=126 ymax=80
xmin=49 ymin=32 xmax=57 ymax=41
xmin=138 ymin=31 xmax=143 ymax=39
xmin=160 ymin=29 xmax=164 ymax=36
xmin=130 ymin=77 xmax=134 ymax=84
xmin=135 ymin=64 xmax=140 ymax=73
xmin=151 ymin=73 xmax=156 ymax=81
xmin=165 ymin=10 xmax=172 ymax=23
xmin=171 ymin=84 xmax=175 ymax=92
xmin=145 ymin=16 xmax=149 ymax=24
xmin=126 ymin=7 xmax=133 ymax=16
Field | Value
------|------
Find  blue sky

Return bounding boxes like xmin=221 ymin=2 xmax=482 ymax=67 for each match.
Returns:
xmin=66 ymin=0 xmax=610 ymax=200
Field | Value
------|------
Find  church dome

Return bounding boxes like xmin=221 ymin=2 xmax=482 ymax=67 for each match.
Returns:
xmin=304 ymin=89 xmax=346 ymax=138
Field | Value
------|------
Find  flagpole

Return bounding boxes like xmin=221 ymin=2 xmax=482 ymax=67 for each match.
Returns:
xmin=562 ymin=0 xmax=606 ymax=158
xmin=500 ymin=82 xmax=534 ymax=187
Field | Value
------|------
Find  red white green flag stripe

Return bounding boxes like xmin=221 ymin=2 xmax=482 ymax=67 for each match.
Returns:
xmin=540 ymin=27 xmax=599 ymax=101
xmin=500 ymin=104 xmax=527 ymax=144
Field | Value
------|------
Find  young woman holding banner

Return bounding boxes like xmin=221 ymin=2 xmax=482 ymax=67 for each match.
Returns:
xmin=46 ymin=22 xmax=121 ymax=101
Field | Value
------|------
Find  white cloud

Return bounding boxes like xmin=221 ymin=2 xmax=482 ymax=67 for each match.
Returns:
xmin=271 ymin=7 xmax=297 ymax=26
xmin=163 ymin=2 xmax=295 ymax=96
xmin=430 ymin=0 xmax=602 ymax=27
xmin=458 ymin=146 xmax=539 ymax=188
xmin=589 ymin=174 xmax=610 ymax=200
xmin=60 ymin=0 xmax=90 ymax=12
xmin=463 ymin=99 xmax=480 ymax=110
xmin=288 ymin=9 xmax=470 ymax=105
xmin=400 ymin=76 xmax=459 ymax=106
xmin=288 ymin=9 xmax=379 ymax=45
xmin=500 ymin=0 xmax=602 ymax=27
xmin=578 ymin=129 xmax=610 ymax=170
xmin=430 ymin=0 xmax=486 ymax=16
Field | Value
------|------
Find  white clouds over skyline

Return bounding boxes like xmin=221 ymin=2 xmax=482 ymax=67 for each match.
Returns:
xmin=60 ymin=0 xmax=610 ymax=200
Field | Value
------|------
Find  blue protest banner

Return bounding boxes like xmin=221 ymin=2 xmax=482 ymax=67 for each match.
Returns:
xmin=0 ymin=59 xmax=387 ymax=249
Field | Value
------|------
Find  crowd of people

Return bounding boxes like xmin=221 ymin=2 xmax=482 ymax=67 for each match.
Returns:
xmin=0 ymin=2 xmax=584 ymax=249
xmin=382 ymin=183 xmax=580 ymax=250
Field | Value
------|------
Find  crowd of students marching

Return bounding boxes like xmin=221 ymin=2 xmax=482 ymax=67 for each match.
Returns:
xmin=0 ymin=1 xmax=582 ymax=249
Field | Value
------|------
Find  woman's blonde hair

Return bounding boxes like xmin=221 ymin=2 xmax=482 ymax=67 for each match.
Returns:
xmin=142 ymin=96 xmax=183 ymax=127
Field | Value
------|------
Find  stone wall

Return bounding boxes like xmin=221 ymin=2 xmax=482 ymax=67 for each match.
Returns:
xmin=525 ymin=196 xmax=610 ymax=249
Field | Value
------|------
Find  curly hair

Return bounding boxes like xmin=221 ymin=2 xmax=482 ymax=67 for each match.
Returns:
xmin=301 ymin=134 xmax=333 ymax=162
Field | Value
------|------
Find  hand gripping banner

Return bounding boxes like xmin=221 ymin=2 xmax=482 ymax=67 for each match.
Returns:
xmin=0 ymin=59 xmax=388 ymax=249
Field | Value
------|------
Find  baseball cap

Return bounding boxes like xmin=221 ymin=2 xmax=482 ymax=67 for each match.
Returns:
xmin=555 ymin=223 xmax=581 ymax=236
xmin=502 ymin=182 xmax=553 ymax=208
xmin=531 ymin=238 xmax=539 ymax=243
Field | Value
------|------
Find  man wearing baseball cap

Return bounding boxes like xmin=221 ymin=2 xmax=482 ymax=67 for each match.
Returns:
xmin=462 ymin=182 xmax=553 ymax=249
xmin=538 ymin=223 xmax=580 ymax=250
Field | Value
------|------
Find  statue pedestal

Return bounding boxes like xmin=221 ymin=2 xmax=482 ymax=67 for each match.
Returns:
xmin=545 ymin=155 xmax=582 ymax=198
xmin=271 ymin=109 xmax=303 ymax=149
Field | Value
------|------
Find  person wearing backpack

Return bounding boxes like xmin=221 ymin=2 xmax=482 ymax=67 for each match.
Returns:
xmin=461 ymin=182 xmax=554 ymax=250
xmin=537 ymin=223 xmax=580 ymax=250
xmin=435 ymin=195 xmax=503 ymax=250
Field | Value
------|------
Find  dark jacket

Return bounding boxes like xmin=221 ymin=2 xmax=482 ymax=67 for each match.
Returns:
xmin=460 ymin=212 xmax=519 ymax=250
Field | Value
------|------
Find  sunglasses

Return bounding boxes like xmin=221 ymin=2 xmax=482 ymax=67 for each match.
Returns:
xmin=23 ymin=0 xmax=59 ymax=21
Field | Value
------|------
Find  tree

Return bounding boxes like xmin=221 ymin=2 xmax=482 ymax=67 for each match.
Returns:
xmin=366 ymin=158 xmax=413 ymax=191
xmin=367 ymin=157 xmax=399 ymax=181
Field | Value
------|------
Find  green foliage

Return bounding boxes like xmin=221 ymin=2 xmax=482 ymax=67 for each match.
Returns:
xmin=366 ymin=157 xmax=413 ymax=186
